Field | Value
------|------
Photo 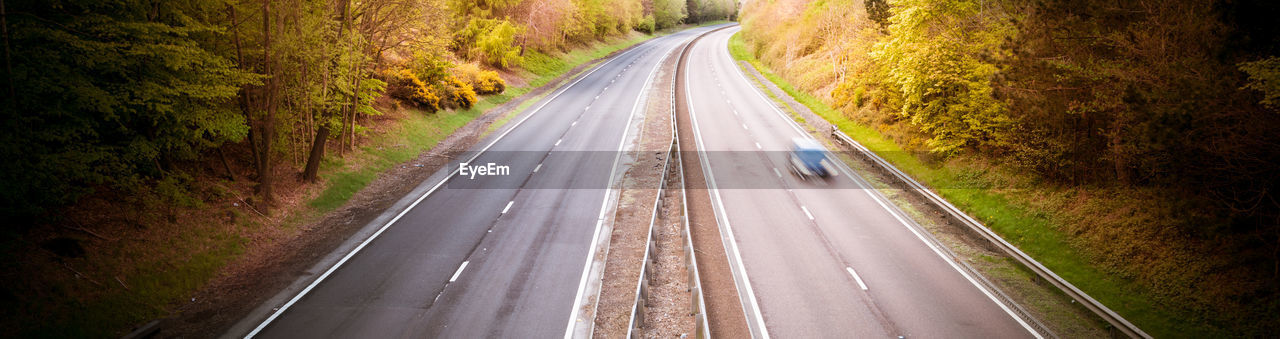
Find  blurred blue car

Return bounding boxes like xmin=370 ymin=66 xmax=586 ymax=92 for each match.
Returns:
xmin=788 ymin=137 xmax=836 ymax=180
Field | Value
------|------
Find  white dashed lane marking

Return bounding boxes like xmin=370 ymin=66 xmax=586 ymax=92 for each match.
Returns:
xmin=450 ymin=261 xmax=470 ymax=282
xmin=845 ymin=267 xmax=869 ymax=290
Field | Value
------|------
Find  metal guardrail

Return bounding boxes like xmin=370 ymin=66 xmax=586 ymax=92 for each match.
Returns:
xmin=830 ymin=129 xmax=1151 ymax=339
xmin=624 ymin=140 xmax=672 ymax=338
xmin=677 ymin=122 xmax=712 ymax=339
xmin=624 ymin=30 xmax=712 ymax=338
xmin=673 ymin=30 xmax=712 ymax=339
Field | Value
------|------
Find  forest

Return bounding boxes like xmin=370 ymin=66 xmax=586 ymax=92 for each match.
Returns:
xmin=0 ymin=0 xmax=732 ymax=225
xmin=738 ymin=0 xmax=1280 ymax=335
xmin=0 ymin=0 xmax=735 ymax=336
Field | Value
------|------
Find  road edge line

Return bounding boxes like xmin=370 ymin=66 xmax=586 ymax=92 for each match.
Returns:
xmin=683 ymin=27 xmax=772 ymax=339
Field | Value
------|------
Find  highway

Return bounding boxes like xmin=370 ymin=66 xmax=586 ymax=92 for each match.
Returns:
xmin=682 ymin=27 xmax=1040 ymax=338
xmin=237 ymin=27 xmax=713 ymax=338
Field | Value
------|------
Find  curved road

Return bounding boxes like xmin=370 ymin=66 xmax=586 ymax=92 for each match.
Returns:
xmin=683 ymin=27 xmax=1040 ymax=338
xmin=234 ymin=27 xmax=715 ymax=338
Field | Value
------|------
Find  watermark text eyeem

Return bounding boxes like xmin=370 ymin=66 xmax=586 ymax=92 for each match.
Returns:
xmin=459 ymin=162 xmax=510 ymax=179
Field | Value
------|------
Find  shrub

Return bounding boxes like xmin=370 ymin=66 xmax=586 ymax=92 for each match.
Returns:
xmin=474 ymin=71 xmax=505 ymax=95
xmin=453 ymin=63 xmax=506 ymax=95
xmin=635 ymin=15 xmax=655 ymax=34
xmin=457 ymin=18 xmax=524 ymax=69
xmin=436 ymin=76 xmax=477 ymax=110
xmin=384 ymin=69 xmax=441 ymax=112
xmin=409 ymin=50 xmax=452 ymax=85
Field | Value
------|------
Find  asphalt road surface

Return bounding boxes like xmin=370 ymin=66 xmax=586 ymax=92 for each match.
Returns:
xmin=238 ymin=27 xmax=713 ymax=338
xmin=682 ymin=26 xmax=1040 ymax=338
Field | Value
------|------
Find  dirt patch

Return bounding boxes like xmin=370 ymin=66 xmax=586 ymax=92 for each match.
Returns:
xmin=150 ymin=44 xmax=649 ymax=338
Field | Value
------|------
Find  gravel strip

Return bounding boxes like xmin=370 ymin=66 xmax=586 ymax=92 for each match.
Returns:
xmin=592 ymin=48 xmax=678 ymax=338
xmin=639 ymin=51 xmax=695 ymax=338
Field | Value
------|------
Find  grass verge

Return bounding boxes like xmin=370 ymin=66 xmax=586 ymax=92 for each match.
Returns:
xmin=727 ymin=32 xmax=1208 ymax=337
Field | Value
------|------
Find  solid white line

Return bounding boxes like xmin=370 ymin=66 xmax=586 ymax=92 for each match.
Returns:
xmin=502 ymin=201 xmax=513 ymax=214
xmin=565 ymin=34 xmax=681 ymax=339
xmin=857 ymin=183 xmax=1042 ymax=338
xmin=684 ymin=35 xmax=771 ymax=339
xmin=450 ymin=261 xmax=469 ymax=282
xmin=715 ymin=27 xmax=1041 ymax=338
xmin=845 ymin=267 xmax=869 ymax=291
xmin=243 ymin=36 xmax=652 ymax=339
xmin=773 ymin=168 xmax=782 ymax=178
xmin=533 ymin=163 xmax=542 ymax=173
xmin=801 ymin=206 xmax=814 ymax=220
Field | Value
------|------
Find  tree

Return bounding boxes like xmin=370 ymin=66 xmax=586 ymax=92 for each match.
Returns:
xmin=873 ymin=0 xmax=1015 ymax=155
xmin=1241 ymin=56 xmax=1280 ymax=111
xmin=653 ymin=0 xmax=687 ymax=30
xmin=0 ymin=0 xmax=255 ymax=221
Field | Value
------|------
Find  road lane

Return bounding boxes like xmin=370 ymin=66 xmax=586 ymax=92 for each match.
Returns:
xmin=684 ymin=26 xmax=1039 ymax=338
xmin=241 ymin=27 xmax=713 ymax=338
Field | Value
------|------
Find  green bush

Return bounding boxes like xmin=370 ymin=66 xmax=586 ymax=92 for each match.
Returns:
xmin=456 ymin=18 xmax=524 ymax=69
xmin=635 ymin=15 xmax=656 ymax=34
xmin=409 ymin=50 xmax=452 ymax=85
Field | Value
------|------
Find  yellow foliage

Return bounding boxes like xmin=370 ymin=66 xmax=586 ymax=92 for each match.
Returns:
xmin=453 ymin=63 xmax=506 ymax=95
xmin=384 ymin=69 xmax=442 ymax=112
xmin=438 ymin=76 xmax=478 ymax=110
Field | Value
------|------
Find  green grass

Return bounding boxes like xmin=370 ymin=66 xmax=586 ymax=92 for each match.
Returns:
xmin=523 ymin=33 xmax=652 ymax=88
xmin=309 ymin=107 xmax=480 ymax=211
xmin=727 ymin=32 xmax=1207 ymax=337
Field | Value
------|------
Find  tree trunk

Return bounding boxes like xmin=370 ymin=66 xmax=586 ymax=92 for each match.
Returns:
xmin=228 ymin=4 xmax=261 ymax=179
xmin=218 ymin=146 xmax=236 ymax=181
xmin=258 ymin=0 xmax=276 ymax=208
xmin=302 ymin=124 xmax=329 ymax=182
xmin=1 ymin=0 xmax=14 ymax=99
